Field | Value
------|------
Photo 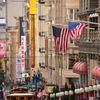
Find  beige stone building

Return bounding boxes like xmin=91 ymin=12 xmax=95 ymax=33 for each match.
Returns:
xmin=6 ymin=28 xmax=19 ymax=82
xmin=6 ymin=0 xmax=28 ymax=82
xmin=77 ymin=0 xmax=100 ymax=84
xmin=35 ymin=0 xmax=80 ymax=86
xmin=75 ymin=0 xmax=100 ymax=99
xmin=5 ymin=0 xmax=80 ymax=85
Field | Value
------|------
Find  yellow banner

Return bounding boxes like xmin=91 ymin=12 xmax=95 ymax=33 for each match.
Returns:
xmin=30 ymin=0 xmax=36 ymax=14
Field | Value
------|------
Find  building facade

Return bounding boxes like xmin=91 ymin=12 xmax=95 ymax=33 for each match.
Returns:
xmin=75 ymin=0 xmax=100 ymax=99
xmin=0 ymin=0 xmax=7 ymax=82
xmin=6 ymin=29 xmax=19 ymax=82
xmin=0 ymin=0 xmax=6 ymax=40
xmin=35 ymin=0 xmax=80 ymax=86
xmin=6 ymin=0 xmax=29 ymax=82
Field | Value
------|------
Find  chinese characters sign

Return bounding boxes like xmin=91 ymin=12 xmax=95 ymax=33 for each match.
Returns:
xmin=21 ymin=36 xmax=26 ymax=73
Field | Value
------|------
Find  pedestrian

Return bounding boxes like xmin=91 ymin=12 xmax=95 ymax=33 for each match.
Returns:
xmin=0 ymin=89 xmax=3 ymax=100
xmin=68 ymin=81 xmax=75 ymax=100
xmin=63 ymin=82 xmax=69 ymax=100
xmin=51 ymin=85 xmax=59 ymax=100
xmin=60 ymin=85 xmax=65 ymax=100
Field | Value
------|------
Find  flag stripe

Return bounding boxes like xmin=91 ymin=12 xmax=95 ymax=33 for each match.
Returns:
xmin=54 ymin=37 xmax=59 ymax=52
xmin=79 ymin=23 xmax=87 ymax=36
xmin=64 ymin=29 xmax=69 ymax=53
xmin=62 ymin=29 xmax=66 ymax=52
xmin=59 ymin=28 xmax=63 ymax=52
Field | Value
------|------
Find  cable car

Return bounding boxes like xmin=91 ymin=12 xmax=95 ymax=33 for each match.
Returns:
xmin=6 ymin=87 xmax=35 ymax=100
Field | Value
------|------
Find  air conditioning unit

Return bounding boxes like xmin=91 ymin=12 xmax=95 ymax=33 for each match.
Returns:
xmin=39 ymin=48 xmax=45 ymax=53
xmin=39 ymin=15 xmax=46 ymax=20
xmin=39 ymin=62 xmax=45 ymax=68
xmin=39 ymin=32 xmax=46 ymax=37
xmin=39 ymin=0 xmax=45 ymax=4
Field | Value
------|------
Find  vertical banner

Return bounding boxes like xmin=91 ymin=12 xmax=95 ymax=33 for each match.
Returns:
xmin=21 ymin=36 xmax=26 ymax=73
xmin=0 ymin=40 xmax=6 ymax=58
xmin=19 ymin=17 xmax=24 ymax=44
xmin=16 ymin=53 xmax=22 ymax=79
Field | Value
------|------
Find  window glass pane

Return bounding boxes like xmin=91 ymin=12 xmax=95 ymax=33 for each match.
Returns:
xmin=68 ymin=8 xmax=78 ymax=20
xmin=69 ymin=9 xmax=73 ymax=19
xmin=74 ymin=9 xmax=78 ymax=20
xmin=89 ymin=17 xmax=98 ymax=31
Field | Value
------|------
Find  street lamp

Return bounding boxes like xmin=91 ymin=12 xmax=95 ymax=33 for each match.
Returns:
xmin=93 ymin=85 xmax=97 ymax=91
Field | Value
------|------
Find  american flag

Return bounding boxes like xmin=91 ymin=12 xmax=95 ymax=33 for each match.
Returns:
xmin=52 ymin=26 xmax=69 ymax=53
xmin=68 ymin=22 xmax=87 ymax=40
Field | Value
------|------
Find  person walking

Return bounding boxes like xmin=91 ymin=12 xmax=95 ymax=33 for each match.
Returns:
xmin=0 ymin=89 xmax=3 ymax=100
xmin=69 ymin=81 xmax=75 ymax=100
xmin=64 ymin=83 xmax=69 ymax=100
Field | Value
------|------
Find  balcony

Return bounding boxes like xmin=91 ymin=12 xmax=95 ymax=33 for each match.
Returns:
xmin=75 ymin=30 xmax=100 ymax=53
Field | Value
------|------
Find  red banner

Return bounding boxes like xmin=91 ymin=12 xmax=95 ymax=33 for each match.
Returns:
xmin=0 ymin=40 xmax=6 ymax=58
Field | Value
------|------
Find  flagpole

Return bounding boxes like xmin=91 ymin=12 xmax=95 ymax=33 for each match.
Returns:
xmin=52 ymin=18 xmax=100 ymax=28
xmin=68 ymin=19 xmax=100 ymax=25
xmin=52 ymin=24 xmax=94 ymax=30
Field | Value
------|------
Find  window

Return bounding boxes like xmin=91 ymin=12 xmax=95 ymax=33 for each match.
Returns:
xmin=90 ymin=0 xmax=98 ymax=9
xmin=69 ymin=9 xmax=73 ymax=19
xmin=86 ymin=0 xmax=88 ymax=10
xmin=67 ymin=8 xmax=78 ymax=20
xmin=84 ymin=0 xmax=85 ymax=10
xmin=80 ymin=74 xmax=88 ymax=85
xmin=69 ymin=54 xmax=79 ymax=69
xmin=70 ymin=37 xmax=74 ymax=44
xmin=89 ymin=17 xmax=98 ymax=31
xmin=0 ymin=7 xmax=2 ymax=17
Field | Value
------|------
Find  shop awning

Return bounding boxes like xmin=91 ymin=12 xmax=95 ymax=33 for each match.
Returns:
xmin=73 ymin=62 xmax=87 ymax=73
xmin=92 ymin=65 xmax=100 ymax=78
